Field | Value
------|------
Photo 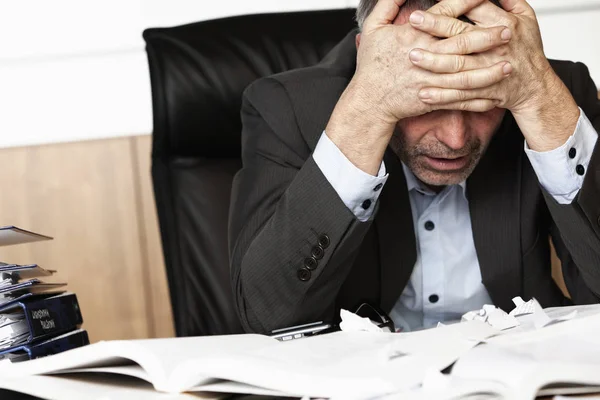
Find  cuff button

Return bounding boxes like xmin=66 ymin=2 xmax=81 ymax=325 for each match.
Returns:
xmin=311 ymin=245 xmax=325 ymax=260
xmin=576 ymin=165 xmax=585 ymax=176
xmin=297 ymin=268 xmax=311 ymax=281
xmin=318 ymin=234 xmax=330 ymax=249
xmin=304 ymin=257 xmax=318 ymax=271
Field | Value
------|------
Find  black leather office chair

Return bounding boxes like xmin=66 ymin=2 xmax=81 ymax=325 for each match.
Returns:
xmin=143 ymin=9 xmax=357 ymax=337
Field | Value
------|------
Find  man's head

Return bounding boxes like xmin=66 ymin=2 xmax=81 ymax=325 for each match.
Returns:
xmin=356 ymin=0 xmax=506 ymax=188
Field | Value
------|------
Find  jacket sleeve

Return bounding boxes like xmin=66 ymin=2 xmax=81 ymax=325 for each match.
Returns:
xmin=228 ymin=77 xmax=374 ymax=333
xmin=546 ymin=62 xmax=600 ymax=302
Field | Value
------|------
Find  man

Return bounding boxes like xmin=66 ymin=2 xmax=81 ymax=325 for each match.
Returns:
xmin=229 ymin=0 xmax=600 ymax=333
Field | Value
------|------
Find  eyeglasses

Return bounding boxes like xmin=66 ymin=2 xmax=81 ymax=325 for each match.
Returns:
xmin=353 ymin=303 xmax=396 ymax=333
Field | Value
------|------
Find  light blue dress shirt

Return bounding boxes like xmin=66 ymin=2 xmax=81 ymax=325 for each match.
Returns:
xmin=313 ymin=109 xmax=598 ymax=331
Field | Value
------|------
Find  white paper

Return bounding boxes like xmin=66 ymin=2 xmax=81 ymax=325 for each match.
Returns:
xmin=461 ymin=305 xmax=519 ymax=331
xmin=0 ymin=374 xmax=218 ymax=400
xmin=0 ymin=226 xmax=52 ymax=247
xmin=509 ymin=296 xmax=536 ymax=317
xmin=339 ymin=309 xmax=383 ymax=333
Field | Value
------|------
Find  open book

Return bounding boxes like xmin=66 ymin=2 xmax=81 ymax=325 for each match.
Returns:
xmin=1 ymin=304 xmax=600 ymax=400
xmin=378 ymin=304 xmax=600 ymax=400
xmin=0 ymin=322 xmax=499 ymax=399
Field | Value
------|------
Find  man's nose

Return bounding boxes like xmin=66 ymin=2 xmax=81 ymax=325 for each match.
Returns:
xmin=435 ymin=111 xmax=468 ymax=151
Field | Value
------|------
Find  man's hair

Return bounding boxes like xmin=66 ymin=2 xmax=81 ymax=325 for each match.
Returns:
xmin=356 ymin=0 xmax=436 ymax=30
xmin=356 ymin=0 xmax=501 ymax=30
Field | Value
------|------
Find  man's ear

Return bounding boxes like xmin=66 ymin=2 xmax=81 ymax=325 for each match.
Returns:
xmin=355 ymin=33 xmax=361 ymax=49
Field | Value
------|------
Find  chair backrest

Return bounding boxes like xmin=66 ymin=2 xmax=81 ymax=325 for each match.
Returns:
xmin=143 ymin=9 xmax=357 ymax=336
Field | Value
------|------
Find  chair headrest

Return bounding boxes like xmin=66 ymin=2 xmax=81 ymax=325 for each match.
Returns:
xmin=143 ymin=8 xmax=358 ymax=159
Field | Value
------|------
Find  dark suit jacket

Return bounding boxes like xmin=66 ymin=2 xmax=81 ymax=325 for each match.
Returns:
xmin=229 ymin=30 xmax=600 ymax=334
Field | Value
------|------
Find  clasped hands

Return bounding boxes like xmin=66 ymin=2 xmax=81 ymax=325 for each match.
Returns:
xmin=352 ymin=0 xmax=580 ymax=151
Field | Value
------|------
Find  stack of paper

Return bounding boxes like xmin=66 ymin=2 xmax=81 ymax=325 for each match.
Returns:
xmin=0 ymin=312 xmax=27 ymax=349
xmin=0 ymin=226 xmax=88 ymax=362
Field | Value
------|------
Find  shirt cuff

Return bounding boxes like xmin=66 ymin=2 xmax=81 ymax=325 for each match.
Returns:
xmin=524 ymin=108 xmax=598 ymax=205
xmin=313 ymin=131 xmax=389 ymax=222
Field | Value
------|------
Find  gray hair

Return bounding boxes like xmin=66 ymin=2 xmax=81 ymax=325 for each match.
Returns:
xmin=355 ymin=0 xmax=502 ymax=30
xmin=356 ymin=0 xmax=436 ymax=30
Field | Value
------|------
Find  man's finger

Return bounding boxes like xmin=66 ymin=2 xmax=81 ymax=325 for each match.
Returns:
xmin=432 ymin=26 xmax=511 ymax=55
xmin=428 ymin=0 xmax=486 ymax=17
xmin=432 ymin=99 xmax=500 ymax=113
xmin=419 ymin=86 xmax=498 ymax=105
xmin=498 ymin=0 xmax=535 ymax=16
xmin=428 ymin=61 xmax=512 ymax=90
xmin=409 ymin=49 xmax=484 ymax=73
xmin=462 ymin=1 xmax=511 ymax=26
xmin=363 ymin=0 xmax=407 ymax=32
xmin=409 ymin=10 xmax=473 ymax=38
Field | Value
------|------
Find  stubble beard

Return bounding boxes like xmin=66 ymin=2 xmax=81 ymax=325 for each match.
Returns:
xmin=390 ymin=132 xmax=486 ymax=188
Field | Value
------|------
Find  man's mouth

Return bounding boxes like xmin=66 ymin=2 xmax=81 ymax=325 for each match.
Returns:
xmin=422 ymin=155 xmax=469 ymax=171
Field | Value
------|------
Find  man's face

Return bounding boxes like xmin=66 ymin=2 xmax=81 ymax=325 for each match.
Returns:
xmin=393 ymin=109 xmax=505 ymax=187
xmin=359 ymin=6 xmax=507 ymax=187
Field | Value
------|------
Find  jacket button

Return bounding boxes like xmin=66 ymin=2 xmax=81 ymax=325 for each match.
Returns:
xmin=304 ymin=257 xmax=318 ymax=271
xmin=311 ymin=245 xmax=325 ymax=260
xmin=297 ymin=268 xmax=311 ymax=281
xmin=318 ymin=234 xmax=330 ymax=249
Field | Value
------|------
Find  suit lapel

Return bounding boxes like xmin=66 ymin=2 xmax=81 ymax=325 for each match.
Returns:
xmin=376 ymin=149 xmax=417 ymax=312
xmin=467 ymin=115 xmax=523 ymax=312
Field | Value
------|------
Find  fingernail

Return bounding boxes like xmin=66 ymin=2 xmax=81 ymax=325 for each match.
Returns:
xmin=501 ymin=28 xmax=512 ymax=41
xmin=409 ymin=49 xmax=423 ymax=62
xmin=410 ymin=11 xmax=424 ymax=25
xmin=503 ymin=62 xmax=513 ymax=75
xmin=419 ymin=90 xmax=431 ymax=100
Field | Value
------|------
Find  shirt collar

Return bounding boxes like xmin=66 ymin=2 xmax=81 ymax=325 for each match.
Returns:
xmin=401 ymin=162 xmax=467 ymax=197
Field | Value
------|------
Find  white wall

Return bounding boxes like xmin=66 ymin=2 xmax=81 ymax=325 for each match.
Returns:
xmin=1 ymin=0 xmax=599 ymax=149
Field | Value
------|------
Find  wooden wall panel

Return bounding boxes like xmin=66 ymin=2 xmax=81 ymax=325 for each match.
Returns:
xmin=132 ymin=135 xmax=175 ymax=338
xmin=0 ymin=138 xmax=151 ymax=342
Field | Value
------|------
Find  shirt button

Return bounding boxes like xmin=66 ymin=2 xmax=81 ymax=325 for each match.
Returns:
xmin=569 ymin=148 xmax=577 ymax=159
xmin=362 ymin=200 xmax=372 ymax=210
xmin=576 ymin=165 xmax=585 ymax=176
xmin=373 ymin=183 xmax=383 ymax=192
xmin=297 ymin=268 xmax=311 ymax=281
xmin=311 ymin=245 xmax=325 ymax=260
xmin=429 ymin=294 xmax=439 ymax=303
xmin=304 ymin=257 xmax=318 ymax=271
xmin=318 ymin=234 xmax=330 ymax=249
xmin=424 ymin=221 xmax=435 ymax=231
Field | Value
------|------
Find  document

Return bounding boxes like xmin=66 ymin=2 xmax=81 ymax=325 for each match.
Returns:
xmin=0 ymin=226 xmax=52 ymax=247
xmin=0 ymin=374 xmax=219 ymax=400
xmin=0 ymin=321 xmax=497 ymax=399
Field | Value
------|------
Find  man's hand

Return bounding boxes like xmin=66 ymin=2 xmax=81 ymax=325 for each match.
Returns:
xmin=353 ymin=0 xmax=512 ymax=124
xmin=408 ymin=0 xmax=581 ymax=151
xmin=325 ymin=0 xmax=512 ymax=175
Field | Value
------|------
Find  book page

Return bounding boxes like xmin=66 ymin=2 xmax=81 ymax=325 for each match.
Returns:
xmin=0 ymin=373 xmax=219 ymax=400
xmin=0 ymin=334 xmax=276 ymax=392
xmin=166 ymin=321 xmax=498 ymax=398
xmin=452 ymin=330 xmax=600 ymax=399
xmin=488 ymin=304 xmax=600 ymax=346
